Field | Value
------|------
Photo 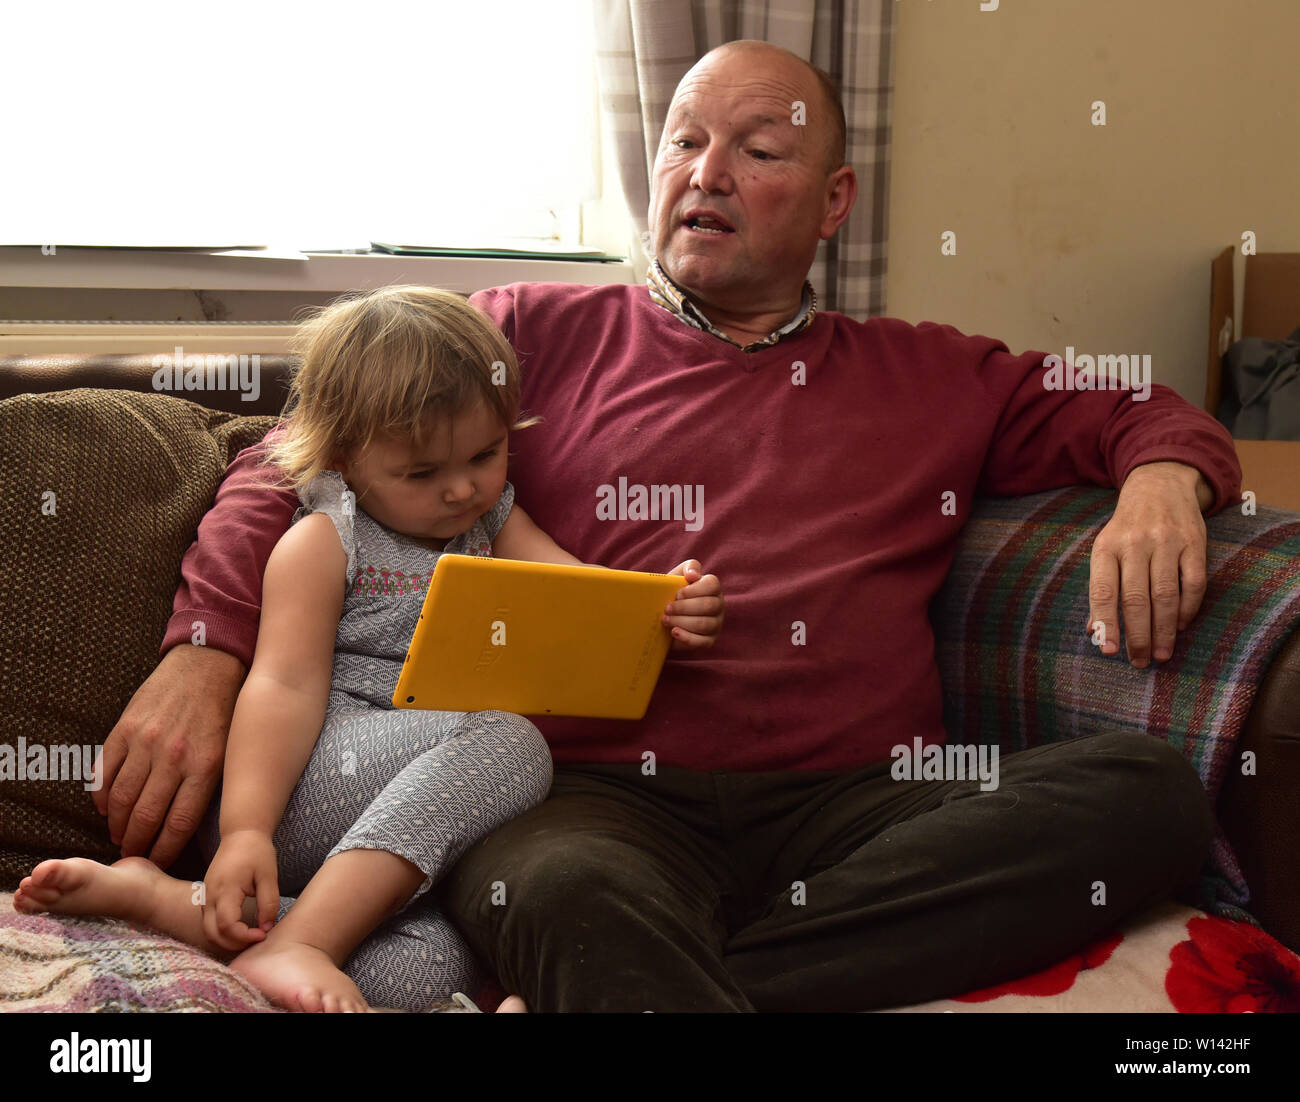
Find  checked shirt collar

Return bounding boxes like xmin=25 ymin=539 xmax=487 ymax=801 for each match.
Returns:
xmin=646 ymin=258 xmax=817 ymax=353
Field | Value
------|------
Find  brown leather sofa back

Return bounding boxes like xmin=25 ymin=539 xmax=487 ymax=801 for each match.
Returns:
xmin=0 ymin=354 xmax=295 ymax=417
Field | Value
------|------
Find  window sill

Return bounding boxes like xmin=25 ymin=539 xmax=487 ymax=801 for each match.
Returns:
xmin=0 ymin=247 xmax=636 ymax=294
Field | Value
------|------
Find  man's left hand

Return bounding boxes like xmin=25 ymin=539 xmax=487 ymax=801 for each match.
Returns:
xmin=1087 ymin=461 xmax=1213 ymax=668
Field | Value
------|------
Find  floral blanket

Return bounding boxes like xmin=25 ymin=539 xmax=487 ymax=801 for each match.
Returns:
xmin=2 ymin=893 xmax=1296 ymax=1013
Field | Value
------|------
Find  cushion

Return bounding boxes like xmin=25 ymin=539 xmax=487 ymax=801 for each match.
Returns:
xmin=0 ymin=389 xmax=277 ymax=886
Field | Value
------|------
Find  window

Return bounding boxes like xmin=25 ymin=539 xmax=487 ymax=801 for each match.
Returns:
xmin=1 ymin=0 xmax=603 ymax=249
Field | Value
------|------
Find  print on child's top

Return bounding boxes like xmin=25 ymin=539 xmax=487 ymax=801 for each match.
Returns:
xmin=292 ymin=468 xmax=516 ymax=711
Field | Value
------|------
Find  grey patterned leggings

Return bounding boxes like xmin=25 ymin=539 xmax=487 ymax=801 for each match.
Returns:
xmin=199 ymin=694 xmax=553 ymax=1011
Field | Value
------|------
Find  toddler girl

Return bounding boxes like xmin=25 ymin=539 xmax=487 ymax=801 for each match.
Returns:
xmin=15 ymin=285 xmax=724 ymax=1013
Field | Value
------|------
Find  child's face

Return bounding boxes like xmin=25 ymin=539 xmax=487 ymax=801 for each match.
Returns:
xmin=335 ymin=400 xmax=509 ymax=549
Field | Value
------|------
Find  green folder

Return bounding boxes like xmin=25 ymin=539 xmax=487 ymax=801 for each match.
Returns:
xmin=371 ymin=241 xmax=625 ymax=262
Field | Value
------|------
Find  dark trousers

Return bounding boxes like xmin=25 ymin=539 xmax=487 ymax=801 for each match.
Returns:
xmin=439 ymin=731 xmax=1213 ymax=1012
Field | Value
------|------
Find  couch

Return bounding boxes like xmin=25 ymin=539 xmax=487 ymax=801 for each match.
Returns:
xmin=1 ymin=354 xmax=1298 ymax=1012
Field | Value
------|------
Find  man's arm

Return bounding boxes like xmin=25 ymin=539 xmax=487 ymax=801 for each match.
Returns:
xmin=969 ymin=335 xmax=1242 ymax=668
xmin=159 ymin=424 xmax=299 ymax=667
xmin=93 ymin=426 xmax=299 ymax=867
xmin=973 ymin=339 xmax=1241 ymax=512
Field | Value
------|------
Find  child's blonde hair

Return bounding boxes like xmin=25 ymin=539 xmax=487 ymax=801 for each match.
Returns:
xmin=259 ymin=285 xmax=538 ymax=493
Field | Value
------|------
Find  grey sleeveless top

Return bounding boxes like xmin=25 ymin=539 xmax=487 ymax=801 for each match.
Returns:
xmin=291 ymin=469 xmax=516 ymax=709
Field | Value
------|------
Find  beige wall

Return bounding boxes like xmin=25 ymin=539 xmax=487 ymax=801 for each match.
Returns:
xmin=886 ymin=0 xmax=1300 ymax=407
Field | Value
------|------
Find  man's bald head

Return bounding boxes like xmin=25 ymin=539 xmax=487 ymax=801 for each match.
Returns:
xmin=686 ymin=40 xmax=846 ymax=175
xmin=648 ymin=37 xmax=858 ymax=319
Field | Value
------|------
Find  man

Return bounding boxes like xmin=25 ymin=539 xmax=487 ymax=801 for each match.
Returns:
xmin=93 ymin=41 xmax=1238 ymax=1011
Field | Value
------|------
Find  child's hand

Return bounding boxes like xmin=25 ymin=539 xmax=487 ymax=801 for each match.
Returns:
xmin=664 ymin=560 xmax=725 ymax=650
xmin=202 ymin=829 xmax=280 ymax=952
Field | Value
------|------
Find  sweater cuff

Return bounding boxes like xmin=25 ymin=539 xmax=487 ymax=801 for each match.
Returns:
xmin=1119 ymin=446 xmax=1242 ymax=516
xmin=160 ymin=607 xmax=260 ymax=671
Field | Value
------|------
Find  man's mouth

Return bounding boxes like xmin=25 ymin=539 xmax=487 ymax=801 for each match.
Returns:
xmin=682 ymin=211 xmax=735 ymax=235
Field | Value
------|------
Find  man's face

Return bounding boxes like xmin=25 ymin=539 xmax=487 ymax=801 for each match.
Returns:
xmin=648 ymin=50 xmax=834 ymax=308
xmin=336 ymin=398 xmax=509 ymax=549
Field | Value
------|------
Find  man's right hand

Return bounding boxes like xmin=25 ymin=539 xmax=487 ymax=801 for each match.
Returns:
xmin=92 ymin=645 xmax=247 ymax=869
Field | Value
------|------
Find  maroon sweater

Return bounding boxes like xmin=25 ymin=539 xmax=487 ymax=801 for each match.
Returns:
xmin=162 ymin=282 xmax=1241 ymax=772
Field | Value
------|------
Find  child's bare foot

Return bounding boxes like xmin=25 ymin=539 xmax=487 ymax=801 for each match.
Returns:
xmin=496 ymin=995 xmax=528 ymax=1013
xmin=230 ymin=936 xmax=368 ymax=1013
xmin=12 ymin=857 xmax=227 ymax=955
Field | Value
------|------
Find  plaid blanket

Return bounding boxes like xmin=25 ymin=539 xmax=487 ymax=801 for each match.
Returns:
xmin=931 ymin=486 xmax=1300 ymax=919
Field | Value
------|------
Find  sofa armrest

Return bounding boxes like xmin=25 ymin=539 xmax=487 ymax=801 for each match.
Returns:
xmin=932 ymin=486 xmax=1300 ymax=946
xmin=1218 ymin=627 xmax=1300 ymax=950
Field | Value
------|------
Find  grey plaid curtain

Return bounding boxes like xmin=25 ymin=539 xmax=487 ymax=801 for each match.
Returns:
xmin=592 ymin=0 xmax=895 ymax=318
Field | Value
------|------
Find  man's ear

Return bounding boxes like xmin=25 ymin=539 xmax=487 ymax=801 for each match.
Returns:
xmin=819 ymin=165 xmax=858 ymax=241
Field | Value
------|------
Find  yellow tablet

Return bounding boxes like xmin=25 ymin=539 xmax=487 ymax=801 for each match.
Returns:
xmin=392 ymin=555 xmax=687 ymax=720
